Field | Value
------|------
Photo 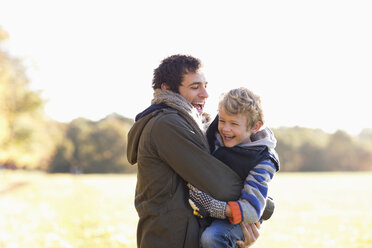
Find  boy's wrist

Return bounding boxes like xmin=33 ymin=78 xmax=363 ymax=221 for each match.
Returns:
xmin=227 ymin=201 xmax=242 ymax=224
xmin=225 ymin=204 xmax=232 ymax=217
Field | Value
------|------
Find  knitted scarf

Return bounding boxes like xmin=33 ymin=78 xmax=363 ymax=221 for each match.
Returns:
xmin=151 ymin=89 xmax=210 ymax=151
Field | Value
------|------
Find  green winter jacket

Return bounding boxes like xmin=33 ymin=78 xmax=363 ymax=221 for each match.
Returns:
xmin=127 ymin=90 xmax=243 ymax=248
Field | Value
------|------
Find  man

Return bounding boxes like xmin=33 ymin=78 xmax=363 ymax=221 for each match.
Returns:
xmin=127 ymin=54 xmax=260 ymax=248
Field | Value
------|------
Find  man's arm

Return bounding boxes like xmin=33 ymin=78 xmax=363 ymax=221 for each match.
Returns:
xmin=151 ymin=113 xmax=243 ymax=201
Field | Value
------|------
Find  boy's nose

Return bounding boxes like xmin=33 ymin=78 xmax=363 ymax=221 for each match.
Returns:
xmin=222 ymin=125 xmax=231 ymax=132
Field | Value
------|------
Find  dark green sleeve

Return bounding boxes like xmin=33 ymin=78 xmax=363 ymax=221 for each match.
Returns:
xmin=151 ymin=113 xmax=243 ymax=201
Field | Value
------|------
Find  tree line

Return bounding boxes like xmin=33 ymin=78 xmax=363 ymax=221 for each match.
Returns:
xmin=274 ymin=127 xmax=372 ymax=171
xmin=1 ymin=26 xmax=372 ymax=173
xmin=47 ymin=114 xmax=136 ymax=174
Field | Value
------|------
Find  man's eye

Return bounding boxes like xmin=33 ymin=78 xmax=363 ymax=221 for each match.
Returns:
xmin=219 ymin=120 xmax=225 ymax=123
xmin=191 ymin=86 xmax=199 ymax=89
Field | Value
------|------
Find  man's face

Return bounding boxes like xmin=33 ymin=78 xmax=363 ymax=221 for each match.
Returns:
xmin=178 ymin=71 xmax=208 ymax=114
xmin=218 ymin=109 xmax=252 ymax=147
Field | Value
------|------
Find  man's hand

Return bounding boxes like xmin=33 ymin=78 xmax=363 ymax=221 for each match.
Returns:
xmin=236 ymin=222 xmax=260 ymax=248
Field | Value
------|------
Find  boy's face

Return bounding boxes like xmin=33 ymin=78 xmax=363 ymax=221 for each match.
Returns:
xmin=218 ymin=109 xmax=252 ymax=147
xmin=178 ymin=71 xmax=208 ymax=114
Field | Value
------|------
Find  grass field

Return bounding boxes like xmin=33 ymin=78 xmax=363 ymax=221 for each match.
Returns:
xmin=1 ymin=171 xmax=371 ymax=248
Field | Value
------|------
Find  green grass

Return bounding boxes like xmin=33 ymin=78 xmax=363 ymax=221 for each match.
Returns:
xmin=0 ymin=171 xmax=138 ymax=248
xmin=257 ymin=172 xmax=372 ymax=248
xmin=1 ymin=171 xmax=372 ymax=248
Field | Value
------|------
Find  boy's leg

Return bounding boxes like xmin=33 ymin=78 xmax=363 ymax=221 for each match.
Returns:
xmin=200 ymin=219 xmax=244 ymax=248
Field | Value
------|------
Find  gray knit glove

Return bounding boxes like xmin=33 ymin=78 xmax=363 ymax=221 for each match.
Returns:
xmin=187 ymin=183 xmax=227 ymax=219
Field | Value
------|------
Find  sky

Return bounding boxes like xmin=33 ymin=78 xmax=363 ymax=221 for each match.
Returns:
xmin=1 ymin=0 xmax=371 ymax=136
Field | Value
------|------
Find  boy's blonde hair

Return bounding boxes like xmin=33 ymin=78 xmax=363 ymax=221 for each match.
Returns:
xmin=218 ymin=87 xmax=264 ymax=129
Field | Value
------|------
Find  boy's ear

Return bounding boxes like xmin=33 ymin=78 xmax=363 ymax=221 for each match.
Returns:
xmin=161 ymin=83 xmax=170 ymax=90
xmin=251 ymin=121 xmax=263 ymax=134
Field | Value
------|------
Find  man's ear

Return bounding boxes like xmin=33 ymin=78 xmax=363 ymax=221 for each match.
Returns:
xmin=251 ymin=121 xmax=263 ymax=134
xmin=161 ymin=83 xmax=170 ymax=90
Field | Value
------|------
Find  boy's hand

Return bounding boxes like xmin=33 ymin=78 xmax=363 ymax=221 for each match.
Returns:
xmin=188 ymin=198 xmax=209 ymax=218
xmin=187 ymin=183 xmax=227 ymax=219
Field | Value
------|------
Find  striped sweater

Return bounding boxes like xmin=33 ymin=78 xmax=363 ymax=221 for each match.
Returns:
xmin=230 ymin=157 xmax=278 ymax=223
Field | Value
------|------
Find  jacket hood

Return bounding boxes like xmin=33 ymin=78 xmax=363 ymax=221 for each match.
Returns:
xmin=243 ymin=127 xmax=280 ymax=171
xmin=127 ymin=107 xmax=163 ymax=165
xmin=242 ymin=127 xmax=277 ymax=149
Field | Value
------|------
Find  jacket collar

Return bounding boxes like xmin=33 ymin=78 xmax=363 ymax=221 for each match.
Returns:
xmin=135 ymin=103 xmax=168 ymax=121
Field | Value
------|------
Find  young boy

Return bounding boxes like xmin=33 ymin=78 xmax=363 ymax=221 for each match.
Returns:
xmin=188 ymin=87 xmax=280 ymax=248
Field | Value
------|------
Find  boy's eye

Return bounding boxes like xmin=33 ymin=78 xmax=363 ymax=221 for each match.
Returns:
xmin=219 ymin=120 xmax=225 ymax=123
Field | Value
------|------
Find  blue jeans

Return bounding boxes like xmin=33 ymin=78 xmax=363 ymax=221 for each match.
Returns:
xmin=200 ymin=219 xmax=244 ymax=248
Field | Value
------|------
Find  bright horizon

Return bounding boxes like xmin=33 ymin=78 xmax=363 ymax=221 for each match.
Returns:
xmin=1 ymin=0 xmax=371 ymax=136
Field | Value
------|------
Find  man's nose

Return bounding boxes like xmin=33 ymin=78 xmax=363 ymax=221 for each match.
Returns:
xmin=199 ymin=85 xmax=208 ymax=98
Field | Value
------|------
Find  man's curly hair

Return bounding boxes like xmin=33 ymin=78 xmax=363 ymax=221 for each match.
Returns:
xmin=152 ymin=54 xmax=202 ymax=93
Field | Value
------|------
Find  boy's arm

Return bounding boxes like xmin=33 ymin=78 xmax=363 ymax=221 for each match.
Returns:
xmin=189 ymin=159 xmax=277 ymax=224
xmin=229 ymin=159 xmax=277 ymax=224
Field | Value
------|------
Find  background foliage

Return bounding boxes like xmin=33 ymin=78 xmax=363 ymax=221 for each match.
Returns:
xmin=274 ymin=127 xmax=372 ymax=171
xmin=1 ymin=25 xmax=372 ymax=173
xmin=0 ymin=26 xmax=57 ymax=170
xmin=48 ymin=115 xmax=135 ymax=173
